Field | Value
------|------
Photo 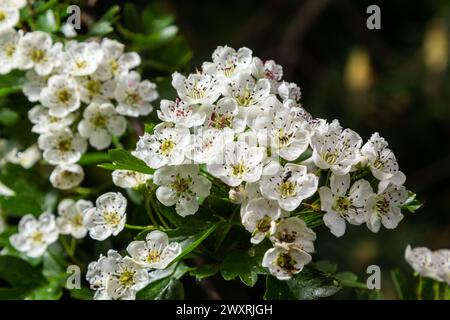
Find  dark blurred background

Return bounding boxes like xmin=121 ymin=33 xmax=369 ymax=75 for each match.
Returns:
xmin=95 ymin=0 xmax=450 ymax=298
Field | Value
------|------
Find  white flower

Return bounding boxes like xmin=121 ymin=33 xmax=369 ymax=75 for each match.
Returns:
xmin=204 ymin=97 xmax=246 ymax=132
xmin=77 ymin=102 xmax=127 ymax=150
xmin=62 ymin=40 xmax=103 ymax=76
xmin=157 ymin=99 xmax=206 ymax=128
xmin=262 ymin=246 xmax=312 ymax=280
xmin=254 ymin=106 xmax=310 ymax=161
xmin=112 ymin=170 xmax=152 ymax=189
xmin=260 ymin=163 xmax=318 ymax=212
xmin=127 ymin=230 xmax=182 ymax=269
xmin=186 ymin=128 xmax=233 ymax=164
xmin=77 ymin=70 xmax=116 ymax=104
xmin=270 ymin=217 xmax=316 ymax=252
xmin=0 ymin=6 xmax=19 ymax=33
xmin=361 ymin=132 xmax=400 ymax=181
xmin=84 ymin=192 xmax=127 ymax=241
xmin=0 ymin=28 xmax=21 ymax=74
xmin=0 ymin=180 xmax=14 ymax=196
xmin=87 ymin=250 xmax=149 ymax=300
xmin=114 ymin=71 xmax=158 ymax=117
xmin=252 ymin=57 xmax=283 ymax=82
xmin=28 ymin=104 xmax=75 ymax=134
xmin=278 ymin=81 xmax=301 ymax=102
xmin=311 ymin=120 xmax=362 ymax=175
xmin=50 ymin=164 xmax=84 ymax=190
xmin=364 ymin=182 xmax=408 ymax=233
xmin=224 ymin=73 xmax=271 ymax=113
xmin=433 ymin=249 xmax=450 ymax=284
xmin=17 ymin=31 xmax=61 ymax=75
xmin=319 ymin=174 xmax=373 ymax=237
xmin=97 ymin=38 xmax=141 ymax=79
xmin=207 ymin=141 xmax=265 ymax=187
xmin=405 ymin=245 xmax=441 ymax=281
xmin=61 ymin=23 xmax=77 ymax=38
xmin=38 ymin=128 xmax=87 ymax=165
xmin=9 ymin=213 xmax=58 ymax=258
xmin=56 ymin=199 xmax=93 ymax=239
xmin=5 ymin=144 xmax=41 ymax=169
xmin=241 ymin=198 xmax=281 ymax=244
xmin=202 ymin=45 xmax=253 ymax=78
xmin=22 ymin=70 xmax=49 ymax=102
xmin=134 ymin=122 xmax=190 ymax=169
xmin=40 ymin=74 xmax=81 ymax=117
xmin=171 ymin=72 xmax=221 ymax=105
xmin=154 ymin=165 xmax=211 ymax=217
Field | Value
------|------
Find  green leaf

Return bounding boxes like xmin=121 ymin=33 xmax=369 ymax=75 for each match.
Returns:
xmin=169 ymin=222 xmax=222 ymax=266
xmin=144 ymin=123 xmax=156 ymax=134
xmin=137 ymin=263 xmax=187 ymax=300
xmin=390 ymin=269 xmax=415 ymax=300
xmin=189 ymin=264 xmax=220 ymax=280
xmin=78 ymin=152 xmax=110 ymax=165
xmin=0 ymin=256 xmax=46 ymax=299
xmin=401 ymin=192 xmax=422 ymax=213
xmin=98 ymin=149 xmax=154 ymax=175
xmin=0 ymin=108 xmax=19 ymax=125
xmin=87 ymin=6 xmax=120 ymax=37
xmin=335 ymin=272 xmax=367 ymax=289
xmin=264 ymin=266 xmax=341 ymax=300
xmin=220 ymin=245 xmax=268 ymax=287
xmin=36 ymin=9 xmax=59 ymax=33
xmin=70 ymin=287 xmax=94 ymax=300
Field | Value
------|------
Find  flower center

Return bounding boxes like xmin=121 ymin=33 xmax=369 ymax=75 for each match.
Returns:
xmin=256 ymin=216 xmax=272 ymax=233
xmin=278 ymin=181 xmax=296 ymax=198
xmin=231 ymin=161 xmax=246 ymax=178
xmin=374 ymin=195 xmax=390 ymax=216
xmin=109 ymin=58 xmax=119 ymax=74
xmin=160 ymin=139 xmax=175 ymax=156
xmin=75 ymin=59 xmax=87 ymax=70
xmin=72 ymin=214 xmax=84 ymax=227
xmin=171 ymin=175 xmax=192 ymax=194
xmin=125 ymin=91 xmax=141 ymax=107
xmin=103 ymin=211 xmax=121 ymax=226
xmin=86 ymin=79 xmax=101 ymax=95
xmin=5 ymin=43 xmax=16 ymax=58
xmin=322 ymin=151 xmax=339 ymax=165
xmin=58 ymin=139 xmax=72 ymax=152
xmin=210 ymin=112 xmax=232 ymax=129
xmin=191 ymin=81 xmax=206 ymax=100
xmin=223 ymin=58 xmax=236 ymax=77
xmin=119 ymin=270 xmax=135 ymax=287
xmin=30 ymin=48 xmax=46 ymax=63
xmin=277 ymin=128 xmax=293 ymax=147
xmin=30 ymin=231 xmax=44 ymax=244
xmin=57 ymin=88 xmax=72 ymax=105
xmin=235 ymin=89 xmax=253 ymax=107
xmin=147 ymin=250 xmax=162 ymax=263
xmin=373 ymin=159 xmax=384 ymax=170
xmin=0 ymin=11 xmax=6 ymax=22
xmin=277 ymin=228 xmax=297 ymax=243
xmin=91 ymin=114 xmax=107 ymax=128
xmin=333 ymin=195 xmax=352 ymax=214
xmin=275 ymin=252 xmax=297 ymax=272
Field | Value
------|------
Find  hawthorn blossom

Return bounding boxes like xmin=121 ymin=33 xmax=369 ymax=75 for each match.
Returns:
xmin=77 ymin=70 xmax=116 ymax=104
xmin=364 ymin=182 xmax=408 ymax=233
xmin=254 ymin=106 xmax=310 ymax=161
xmin=50 ymin=164 xmax=84 ymax=190
xmin=22 ymin=70 xmax=49 ymax=102
xmin=241 ymin=198 xmax=281 ymax=244
xmin=40 ymin=74 xmax=81 ymax=117
xmin=202 ymin=45 xmax=253 ymax=79
xmin=405 ymin=245 xmax=441 ymax=281
xmin=77 ymin=102 xmax=127 ymax=150
xmin=311 ymin=120 xmax=362 ymax=175
xmin=224 ymin=73 xmax=271 ymax=113
xmin=319 ymin=174 xmax=373 ymax=237
xmin=62 ymin=40 xmax=104 ymax=76
xmin=5 ymin=144 xmax=41 ymax=169
xmin=361 ymin=132 xmax=401 ymax=181
xmin=56 ymin=199 xmax=93 ymax=239
xmin=262 ymin=246 xmax=312 ymax=280
xmin=112 ymin=170 xmax=152 ymax=189
xmin=114 ymin=71 xmax=158 ymax=117
xmin=157 ymin=99 xmax=206 ymax=128
xmin=134 ymin=122 xmax=190 ymax=169
xmin=0 ymin=5 xmax=19 ymax=33
xmin=207 ymin=141 xmax=265 ymax=187
xmin=171 ymin=72 xmax=221 ymax=105
xmin=127 ymin=230 xmax=182 ymax=269
xmin=186 ymin=128 xmax=233 ymax=164
xmin=260 ymin=164 xmax=318 ymax=212
xmin=84 ymin=192 xmax=127 ymax=241
xmin=28 ymin=104 xmax=75 ymax=134
xmin=9 ymin=213 xmax=58 ymax=258
xmin=97 ymin=38 xmax=141 ymax=79
xmin=204 ymin=97 xmax=246 ymax=132
xmin=38 ymin=128 xmax=87 ymax=165
xmin=17 ymin=31 xmax=62 ymax=75
xmin=87 ymin=250 xmax=149 ymax=300
xmin=0 ymin=28 xmax=21 ymax=74
xmin=433 ymin=249 xmax=450 ymax=284
xmin=270 ymin=217 xmax=316 ymax=253
xmin=153 ymin=165 xmax=211 ymax=217
xmin=278 ymin=81 xmax=302 ymax=102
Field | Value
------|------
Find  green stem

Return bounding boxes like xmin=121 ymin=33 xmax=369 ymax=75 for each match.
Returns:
xmin=125 ymin=224 xmax=152 ymax=230
xmin=417 ymin=276 xmax=423 ymax=300
xmin=433 ymin=281 xmax=440 ymax=300
xmin=144 ymin=194 xmax=159 ymax=227
xmin=325 ymin=170 xmax=331 ymax=186
xmin=60 ymin=236 xmax=78 ymax=264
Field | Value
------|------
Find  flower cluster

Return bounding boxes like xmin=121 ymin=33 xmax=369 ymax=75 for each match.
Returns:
xmin=132 ymin=45 xmax=412 ymax=280
xmin=0 ymin=24 xmax=158 ymax=189
xmin=405 ymin=245 xmax=450 ymax=284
